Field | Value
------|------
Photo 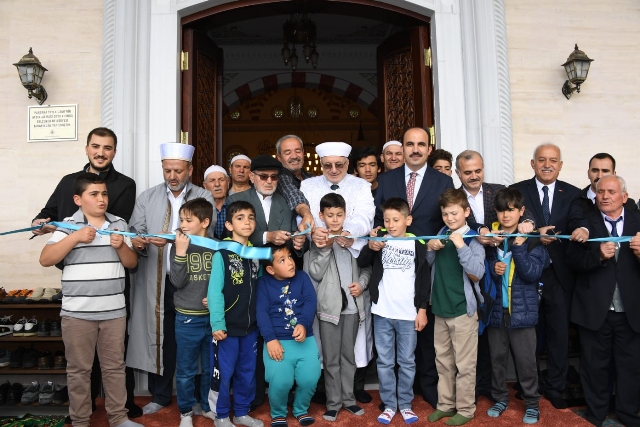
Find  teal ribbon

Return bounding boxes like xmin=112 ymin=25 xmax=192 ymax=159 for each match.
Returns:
xmin=46 ymin=221 xmax=273 ymax=260
xmin=327 ymin=231 xmax=634 ymax=243
xmin=0 ymin=225 xmax=45 ymax=236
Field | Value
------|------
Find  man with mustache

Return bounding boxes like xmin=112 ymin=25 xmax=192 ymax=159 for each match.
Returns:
xmin=380 ymin=140 xmax=404 ymax=171
xmin=510 ymin=144 xmax=586 ymax=410
xmin=203 ymin=165 xmax=230 ymax=239
xmin=127 ymin=143 xmax=215 ymax=416
xmin=228 ymin=155 xmax=252 ymax=196
xmin=274 ymin=135 xmax=315 ymax=231
xmin=31 ymin=127 xmax=141 ymax=419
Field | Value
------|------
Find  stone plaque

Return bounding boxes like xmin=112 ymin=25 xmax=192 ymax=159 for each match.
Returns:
xmin=28 ymin=104 xmax=78 ymax=142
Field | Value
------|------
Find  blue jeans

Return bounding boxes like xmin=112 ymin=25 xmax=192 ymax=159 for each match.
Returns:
xmin=374 ymin=315 xmax=417 ymax=411
xmin=175 ymin=312 xmax=212 ymax=414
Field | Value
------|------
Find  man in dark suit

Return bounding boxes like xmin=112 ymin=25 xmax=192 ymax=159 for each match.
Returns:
xmin=510 ymin=144 xmax=587 ymax=409
xmin=566 ymin=175 xmax=640 ymax=427
xmin=374 ymin=127 xmax=453 ymax=408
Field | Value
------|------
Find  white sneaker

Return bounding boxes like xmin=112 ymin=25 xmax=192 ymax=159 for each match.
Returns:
xmin=13 ymin=317 xmax=27 ymax=337
xmin=23 ymin=316 xmax=38 ymax=336
xmin=203 ymin=411 xmax=216 ymax=420
xmin=179 ymin=413 xmax=194 ymax=427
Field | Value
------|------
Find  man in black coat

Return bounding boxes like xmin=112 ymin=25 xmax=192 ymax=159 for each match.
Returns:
xmin=566 ymin=175 xmax=640 ymax=427
xmin=31 ymin=127 xmax=141 ymax=418
xmin=510 ymin=144 xmax=586 ymax=409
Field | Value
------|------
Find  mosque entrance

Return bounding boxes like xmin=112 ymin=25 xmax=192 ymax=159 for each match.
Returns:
xmin=180 ymin=0 xmax=434 ymax=186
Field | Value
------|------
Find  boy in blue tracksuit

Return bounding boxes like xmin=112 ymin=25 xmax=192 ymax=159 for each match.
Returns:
xmin=208 ymin=200 xmax=263 ymax=427
xmin=485 ymin=188 xmax=544 ymax=424
xmin=256 ymin=244 xmax=321 ymax=427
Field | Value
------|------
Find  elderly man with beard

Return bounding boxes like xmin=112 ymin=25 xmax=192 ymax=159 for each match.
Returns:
xmin=127 ymin=143 xmax=215 ymax=415
xmin=203 ymin=165 xmax=230 ymax=239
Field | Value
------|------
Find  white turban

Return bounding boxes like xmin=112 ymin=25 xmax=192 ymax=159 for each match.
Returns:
xmin=160 ymin=143 xmax=195 ymax=162
xmin=315 ymin=142 xmax=351 ymax=158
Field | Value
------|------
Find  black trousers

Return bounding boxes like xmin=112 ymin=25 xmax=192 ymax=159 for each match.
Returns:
xmin=414 ymin=307 xmax=438 ymax=407
xmin=579 ymin=312 xmax=640 ymax=427
xmin=147 ymin=277 xmax=178 ymax=407
xmin=475 ymin=331 xmax=492 ymax=397
xmin=90 ymin=272 xmax=137 ymax=405
xmin=537 ymin=267 xmax=572 ymax=399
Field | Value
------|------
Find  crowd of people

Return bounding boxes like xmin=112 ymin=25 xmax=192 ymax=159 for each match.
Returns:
xmin=31 ymin=127 xmax=640 ymax=427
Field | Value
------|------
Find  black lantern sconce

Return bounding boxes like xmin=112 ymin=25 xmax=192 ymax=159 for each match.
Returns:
xmin=561 ymin=44 xmax=594 ymax=100
xmin=13 ymin=48 xmax=48 ymax=105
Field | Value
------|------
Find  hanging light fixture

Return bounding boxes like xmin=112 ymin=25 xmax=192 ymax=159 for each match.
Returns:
xmin=281 ymin=12 xmax=318 ymax=71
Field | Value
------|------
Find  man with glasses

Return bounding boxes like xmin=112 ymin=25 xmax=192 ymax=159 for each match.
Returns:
xmin=226 ymin=154 xmax=305 ymax=410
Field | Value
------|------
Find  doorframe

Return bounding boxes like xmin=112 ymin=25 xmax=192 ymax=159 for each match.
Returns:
xmin=101 ymin=0 xmax=514 ymax=194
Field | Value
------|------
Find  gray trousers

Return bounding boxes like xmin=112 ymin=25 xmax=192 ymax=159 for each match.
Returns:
xmin=487 ymin=312 xmax=541 ymax=409
xmin=319 ymin=313 xmax=359 ymax=411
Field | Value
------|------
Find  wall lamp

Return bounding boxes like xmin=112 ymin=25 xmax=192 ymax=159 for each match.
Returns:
xmin=13 ymin=48 xmax=48 ymax=105
xmin=561 ymin=44 xmax=594 ymax=100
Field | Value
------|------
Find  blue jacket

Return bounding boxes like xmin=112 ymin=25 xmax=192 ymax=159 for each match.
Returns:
xmin=486 ymin=237 xmax=544 ymax=329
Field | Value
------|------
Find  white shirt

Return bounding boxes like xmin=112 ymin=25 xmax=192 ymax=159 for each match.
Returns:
xmin=535 ymin=179 xmax=556 ymax=213
xmin=404 ymin=164 xmax=428 ymax=207
xmin=464 ymin=186 xmax=484 ymax=225
xmin=587 ymin=187 xmax=597 ymax=204
xmin=255 ymin=189 xmax=273 ymax=245
xmin=165 ymin=185 xmax=187 ymax=273
xmin=601 ymin=209 xmax=624 ymax=237
xmin=371 ymin=239 xmax=417 ymax=321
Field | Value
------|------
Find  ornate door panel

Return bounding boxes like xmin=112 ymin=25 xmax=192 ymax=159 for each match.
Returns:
xmin=182 ymin=28 xmax=223 ymax=186
xmin=377 ymin=26 xmax=433 ymax=145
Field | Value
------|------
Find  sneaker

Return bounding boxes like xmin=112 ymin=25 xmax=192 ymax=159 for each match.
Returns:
xmin=7 ymin=382 xmax=23 ymax=405
xmin=23 ymin=316 xmax=39 ymax=336
xmin=21 ymin=380 xmax=40 ymax=404
xmin=26 ymin=287 xmax=45 ymax=303
xmin=180 ymin=412 xmax=194 ymax=427
xmin=233 ymin=415 xmax=264 ymax=427
xmin=214 ymin=417 xmax=236 ymax=427
xmin=39 ymin=380 xmax=55 ymax=405
xmin=523 ymin=408 xmax=540 ymax=424
xmin=52 ymin=384 xmax=69 ymax=404
xmin=12 ymin=316 xmax=27 ymax=336
xmin=400 ymin=408 xmax=418 ymax=424
xmin=377 ymin=409 xmax=396 ymax=425
xmin=53 ymin=351 xmax=67 ymax=369
xmin=23 ymin=347 xmax=41 ymax=369
xmin=9 ymin=347 xmax=26 ymax=368
xmin=0 ymin=315 xmax=13 ymax=336
xmin=487 ymin=401 xmax=508 ymax=418
xmin=322 ymin=410 xmax=338 ymax=422
xmin=0 ymin=349 xmax=10 ymax=367
xmin=38 ymin=351 xmax=53 ymax=370
xmin=343 ymin=405 xmax=364 ymax=416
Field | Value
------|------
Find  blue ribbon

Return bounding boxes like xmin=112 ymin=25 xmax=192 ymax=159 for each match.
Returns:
xmin=327 ymin=231 xmax=634 ymax=243
xmin=1 ymin=225 xmax=45 ymax=236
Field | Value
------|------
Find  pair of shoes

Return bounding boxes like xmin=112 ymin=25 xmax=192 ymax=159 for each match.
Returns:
xmin=400 ymin=409 xmax=419 ymax=424
xmin=547 ymin=396 xmax=568 ymax=409
xmin=377 ymin=408 xmax=396 ymax=424
xmin=0 ymin=315 xmax=13 ymax=336
xmin=296 ymin=414 xmax=315 ymax=426
xmin=39 ymin=288 xmax=60 ymax=303
xmin=322 ymin=410 xmax=338 ymax=422
xmin=21 ymin=380 xmax=40 ymax=404
xmin=6 ymin=383 xmax=23 ymax=405
xmin=343 ymin=405 xmax=364 ymax=416
xmin=0 ymin=349 xmax=10 ymax=367
xmin=523 ymin=408 xmax=540 ymax=424
xmin=180 ymin=412 xmax=194 ymax=427
xmin=53 ymin=351 xmax=67 ymax=369
xmin=26 ymin=287 xmax=45 ymax=303
xmin=12 ymin=289 xmax=34 ymax=304
xmin=38 ymin=318 xmax=56 ymax=336
xmin=39 ymin=380 xmax=55 ymax=404
xmin=354 ymin=389 xmax=372 ymax=404
xmin=487 ymin=401 xmax=508 ymax=417
xmin=2 ymin=289 xmax=31 ymax=303
xmin=52 ymin=385 xmax=69 ymax=404
xmin=427 ymin=409 xmax=456 ymax=422
xmin=13 ymin=316 xmax=38 ymax=336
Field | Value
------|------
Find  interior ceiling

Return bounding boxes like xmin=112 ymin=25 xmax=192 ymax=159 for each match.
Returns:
xmin=188 ymin=0 xmax=426 ymax=46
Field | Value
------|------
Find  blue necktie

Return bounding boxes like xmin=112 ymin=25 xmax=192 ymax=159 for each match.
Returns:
xmin=542 ymin=186 xmax=550 ymax=226
xmin=605 ymin=218 xmax=621 ymax=237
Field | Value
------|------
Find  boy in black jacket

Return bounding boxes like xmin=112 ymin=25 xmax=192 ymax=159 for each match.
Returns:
xmin=358 ymin=198 xmax=430 ymax=425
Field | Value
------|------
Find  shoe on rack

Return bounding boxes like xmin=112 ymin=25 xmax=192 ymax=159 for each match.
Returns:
xmin=38 ymin=351 xmax=54 ymax=370
xmin=2 ymin=289 xmax=21 ymax=304
xmin=38 ymin=319 xmax=52 ymax=337
xmin=49 ymin=320 xmax=62 ymax=337
xmin=0 ymin=380 xmax=10 ymax=405
xmin=13 ymin=289 xmax=34 ymax=304
xmin=39 ymin=380 xmax=55 ymax=405
xmin=40 ymin=288 xmax=58 ymax=303
xmin=0 ymin=315 xmax=13 ymax=337
xmin=53 ymin=351 xmax=67 ymax=369
xmin=52 ymin=384 xmax=69 ymax=404
xmin=23 ymin=347 xmax=41 ymax=369
xmin=50 ymin=289 xmax=63 ymax=303
xmin=21 ymin=380 xmax=40 ymax=404
xmin=23 ymin=316 xmax=39 ymax=336
xmin=0 ymin=287 xmax=6 ymax=302
xmin=7 ymin=382 xmax=24 ymax=405
xmin=12 ymin=317 xmax=27 ymax=337
xmin=0 ymin=349 xmax=10 ymax=367
xmin=9 ymin=347 xmax=26 ymax=368
xmin=26 ymin=287 xmax=45 ymax=303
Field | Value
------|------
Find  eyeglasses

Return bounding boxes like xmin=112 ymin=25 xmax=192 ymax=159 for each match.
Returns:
xmin=255 ymin=173 xmax=279 ymax=181
xmin=321 ymin=162 xmax=347 ymax=171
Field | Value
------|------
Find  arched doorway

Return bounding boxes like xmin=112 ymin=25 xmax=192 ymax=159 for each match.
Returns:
xmin=179 ymin=0 xmax=434 ymax=185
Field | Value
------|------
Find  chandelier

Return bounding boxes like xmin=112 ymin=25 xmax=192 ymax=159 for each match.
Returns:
xmin=281 ymin=13 xmax=319 ymax=71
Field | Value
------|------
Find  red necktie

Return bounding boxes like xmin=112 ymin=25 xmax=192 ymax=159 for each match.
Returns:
xmin=407 ymin=172 xmax=417 ymax=211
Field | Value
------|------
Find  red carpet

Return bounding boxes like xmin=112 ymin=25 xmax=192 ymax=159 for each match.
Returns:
xmin=87 ymin=387 xmax=592 ymax=427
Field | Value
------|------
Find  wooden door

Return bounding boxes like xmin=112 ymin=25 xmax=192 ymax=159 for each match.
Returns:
xmin=182 ymin=28 xmax=224 ymax=187
xmin=377 ymin=26 xmax=433 ymax=145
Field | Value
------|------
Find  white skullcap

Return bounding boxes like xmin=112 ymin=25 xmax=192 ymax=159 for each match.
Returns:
xmin=160 ymin=143 xmax=195 ymax=162
xmin=382 ymin=140 xmax=402 ymax=150
xmin=230 ymin=154 xmax=251 ymax=166
xmin=204 ymin=165 xmax=228 ymax=180
xmin=315 ymin=142 xmax=352 ymax=158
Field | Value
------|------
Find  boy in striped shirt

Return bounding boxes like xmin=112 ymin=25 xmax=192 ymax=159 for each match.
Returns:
xmin=40 ymin=173 xmax=141 ymax=427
